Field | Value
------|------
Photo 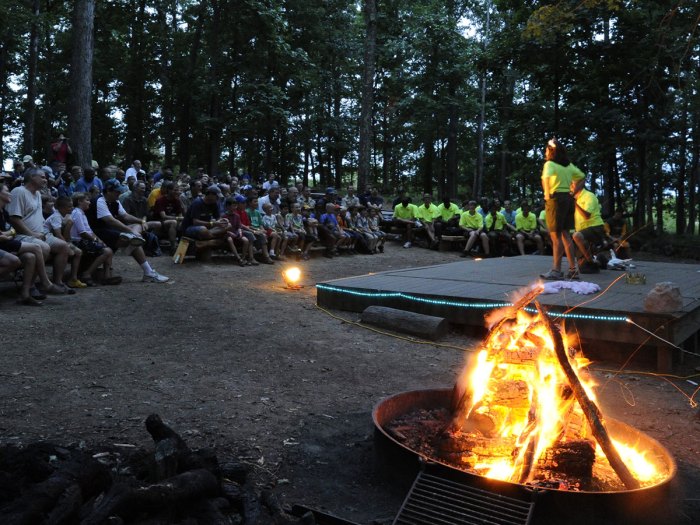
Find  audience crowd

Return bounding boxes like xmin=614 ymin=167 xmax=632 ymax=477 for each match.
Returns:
xmin=1 ymin=153 xmax=631 ymax=307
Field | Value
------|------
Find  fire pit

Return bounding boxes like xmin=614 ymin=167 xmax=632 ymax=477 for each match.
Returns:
xmin=373 ymin=287 xmax=678 ymax=525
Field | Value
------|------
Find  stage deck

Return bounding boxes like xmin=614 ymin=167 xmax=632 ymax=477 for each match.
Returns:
xmin=316 ymin=256 xmax=700 ymax=371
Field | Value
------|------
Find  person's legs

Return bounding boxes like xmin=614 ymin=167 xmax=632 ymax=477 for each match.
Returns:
xmin=516 ymin=233 xmax=526 ymax=256
xmin=480 ymin=232 xmax=490 ymax=255
xmin=46 ymin=236 xmax=70 ymax=286
xmin=83 ymin=248 xmax=111 ymax=281
xmin=17 ymin=242 xmax=54 ymax=289
xmin=572 ymin=231 xmax=591 ymax=261
xmin=463 ymin=230 xmax=476 ymax=253
xmin=549 ymin=231 xmax=563 ymax=271
xmin=17 ymin=251 xmax=37 ymax=301
xmin=0 ymin=249 xmax=21 ymax=277
xmin=562 ymin=231 xmax=577 ymax=271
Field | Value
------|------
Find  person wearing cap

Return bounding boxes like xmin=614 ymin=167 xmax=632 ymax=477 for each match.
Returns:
xmin=221 ymin=196 xmax=251 ymax=266
xmin=22 ymin=155 xmax=35 ymax=168
xmin=87 ymin=179 xmax=169 ymax=283
xmin=6 ymin=167 xmax=75 ymax=294
xmin=179 ymin=186 xmax=229 ymax=243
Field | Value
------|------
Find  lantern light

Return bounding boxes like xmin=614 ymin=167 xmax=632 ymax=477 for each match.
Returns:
xmin=283 ymin=266 xmax=302 ymax=289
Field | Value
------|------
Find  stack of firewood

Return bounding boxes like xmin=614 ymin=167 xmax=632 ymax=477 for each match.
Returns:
xmin=0 ymin=414 xmax=314 ymax=524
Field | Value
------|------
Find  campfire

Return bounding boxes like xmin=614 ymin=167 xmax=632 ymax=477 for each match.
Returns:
xmin=381 ymin=286 xmax=674 ymax=493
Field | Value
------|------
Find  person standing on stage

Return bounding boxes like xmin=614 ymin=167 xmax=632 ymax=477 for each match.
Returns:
xmin=539 ymin=138 xmax=585 ymax=280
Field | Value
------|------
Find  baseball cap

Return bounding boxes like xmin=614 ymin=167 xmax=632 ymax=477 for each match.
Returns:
xmin=41 ymin=166 xmax=55 ymax=180
xmin=206 ymin=184 xmax=223 ymax=196
xmin=242 ymin=184 xmax=253 ymax=191
xmin=234 ymin=194 xmax=246 ymax=203
xmin=326 ymin=186 xmax=336 ymax=194
xmin=104 ymin=179 xmax=125 ymax=193
xmin=22 ymin=155 xmax=33 ymax=163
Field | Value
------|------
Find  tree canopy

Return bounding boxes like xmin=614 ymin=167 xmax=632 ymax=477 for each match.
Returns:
xmin=1 ymin=0 xmax=698 ymax=231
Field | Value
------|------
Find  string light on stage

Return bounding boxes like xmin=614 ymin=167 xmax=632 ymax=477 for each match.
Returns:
xmin=315 ymin=284 xmax=629 ymax=323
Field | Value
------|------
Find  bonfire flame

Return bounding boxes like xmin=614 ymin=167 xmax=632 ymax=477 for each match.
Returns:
xmin=446 ymin=286 xmax=658 ymax=489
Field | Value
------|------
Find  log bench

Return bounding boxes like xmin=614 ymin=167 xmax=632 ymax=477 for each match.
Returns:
xmin=172 ymin=237 xmax=227 ymax=264
xmin=438 ymin=235 xmax=465 ymax=251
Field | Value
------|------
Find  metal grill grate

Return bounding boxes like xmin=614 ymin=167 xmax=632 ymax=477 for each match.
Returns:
xmin=394 ymin=468 xmax=535 ymax=525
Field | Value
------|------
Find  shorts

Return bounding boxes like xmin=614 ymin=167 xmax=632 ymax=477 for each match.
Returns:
xmin=0 ymin=239 xmax=22 ymax=252
xmin=579 ymin=225 xmax=607 ymax=246
xmin=14 ymin=234 xmax=50 ymax=252
xmin=73 ymin=238 xmax=107 ymax=256
xmin=546 ymin=192 xmax=574 ymax=233
xmin=92 ymin=228 xmax=122 ymax=251
xmin=45 ymin=232 xmax=78 ymax=255
xmin=184 ymin=225 xmax=209 ymax=240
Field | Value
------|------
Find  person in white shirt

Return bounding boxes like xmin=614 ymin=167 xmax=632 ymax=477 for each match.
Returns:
xmin=89 ymin=179 xmax=169 ymax=283
xmin=7 ymin=168 xmax=74 ymax=294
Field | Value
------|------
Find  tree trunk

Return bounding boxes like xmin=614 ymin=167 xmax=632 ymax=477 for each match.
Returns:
xmin=686 ymin=113 xmax=699 ymax=235
xmin=675 ymin=97 xmax=688 ymax=235
xmin=357 ymin=0 xmax=377 ymax=192
xmin=68 ymin=0 xmax=95 ymax=168
xmin=23 ymin=0 xmax=41 ymax=157
xmin=178 ymin=4 xmax=205 ymax=172
xmin=124 ymin=0 xmax=147 ymax=164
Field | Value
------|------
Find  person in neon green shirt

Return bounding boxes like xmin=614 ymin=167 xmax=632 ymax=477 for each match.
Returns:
xmin=571 ymin=179 xmax=605 ymax=273
xmin=514 ymin=201 xmax=544 ymax=256
xmin=458 ymin=200 xmax=489 ymax=257
xmin=434 ymin=195 xmax=462 ymax=243
xmin=414 ymin=193 xmax=440 ymax=248
xmin=484 ymin=201 xmax=515 ymax=256
xmin=392 ymin=196 xmax=418 ymax=248
xmin=540 ymin=138 xmax=586 ymax=280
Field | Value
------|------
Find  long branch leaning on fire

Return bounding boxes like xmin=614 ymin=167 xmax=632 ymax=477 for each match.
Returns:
xmin=537 ymin=302 xmax=641 ymax=490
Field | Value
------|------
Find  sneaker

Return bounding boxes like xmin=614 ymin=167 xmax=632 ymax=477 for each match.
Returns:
xmin=119 ymin=232 xmax=145 ymax=246
xmin=403 ymin=241 xmax=412 ymax=249
xmin=142 ymin=270 xmax=169 ymax=283
xmin=539 ymin=269 xmax=563 ymax=280
xmin=67 ymin=278 xmax=88 ymax=289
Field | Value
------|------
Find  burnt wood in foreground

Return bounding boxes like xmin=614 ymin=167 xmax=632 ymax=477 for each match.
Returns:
xmin=0 ymin=414 xmax=312 ymax=524
xmin=361 ymin=305 xmax=448 ymax=340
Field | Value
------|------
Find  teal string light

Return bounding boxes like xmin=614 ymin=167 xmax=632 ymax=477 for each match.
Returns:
xmin=315 ymin=283 xmax=629 ymax=323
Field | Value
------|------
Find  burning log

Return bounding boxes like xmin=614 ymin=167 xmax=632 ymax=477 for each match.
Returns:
xmin=538 ymin=440 xmax=596 ymax=479
xmin=538 ymin=303 xmax=641 ymax=490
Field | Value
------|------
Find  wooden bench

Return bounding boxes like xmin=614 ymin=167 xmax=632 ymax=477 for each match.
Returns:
xmin=172 ymin=237 xmax=227 ymax=264
xmin=438 ymin=235 xmax=465 ymax=251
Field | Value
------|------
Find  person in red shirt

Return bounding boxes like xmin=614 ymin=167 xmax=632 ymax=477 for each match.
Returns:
xmin=51 ymin=133 xmax=72 ymax=164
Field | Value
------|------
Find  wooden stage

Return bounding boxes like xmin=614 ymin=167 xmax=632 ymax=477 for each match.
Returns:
xmin=316 ymin=256 xmax=700 ymax=372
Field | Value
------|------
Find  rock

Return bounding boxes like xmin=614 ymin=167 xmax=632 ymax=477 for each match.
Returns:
xmin=643 ymin=282 xmax=683 ymax=313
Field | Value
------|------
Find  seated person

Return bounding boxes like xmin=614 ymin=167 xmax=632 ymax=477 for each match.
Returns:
xmin=7 ymin=168 xmax=75 ymax=294
xmin=484 ymin=201 xmax=514 ymax=256
xmin=151 ymin=181 xmax=183 ymax=254
xmin=122 ymin=181 xmax=165 ymax=239
xmin=277 ymin=202 xmax=299 ymax=253
xmin=353 ymin=206 xmax=379 ymax=254
xmin=434 ymin=196 xmax=462 ymax=239
xmin=604 ymin=208 xmax=631 ymax=259
xmin=367 ymin=208 xmax=386 ymax=253
xmin=319 ymin=202 xmax=345 ymax=255
xmin=514 ymin=201 xmax=544 ymax=256
xmin=70 ymin=192 xmax=119 ymax=285
xmin=414 ymin=193 xmax=440 ymax=248
xmin=244 ymin=196 xmax=274 ymax=264
xmin=87 ymin=179 xmax=169 ymax=283
xmin=180 ymin=186 xmax=229 ymax=241
xmin=262 ymin=202 xmax=285 ymax=260
xmin=286 ymin=203 xmax=310 ymax=259
xmin=43 ymin=195 xmax=85 ymax=288
xmin=571 ymin=179 xmax=606 ymax=273
xmin=392 ymin=196 xmax=418 ymax=248
xmin=502 ymin=200 xmax=517 ymax=226
xmin=459 ymin=200 xmax=489 ymax=257
xmin=221 ymin=196 xmax=249 ymax=266
xmin=0 ymin=183 xmax=46 ymax=305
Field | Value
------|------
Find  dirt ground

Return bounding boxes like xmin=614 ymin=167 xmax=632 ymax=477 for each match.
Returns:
xmin=2 ymin=244 xmax=700 ymax=524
